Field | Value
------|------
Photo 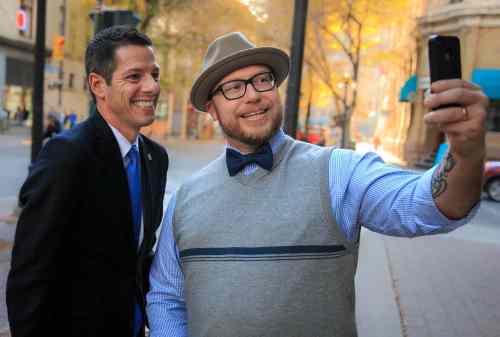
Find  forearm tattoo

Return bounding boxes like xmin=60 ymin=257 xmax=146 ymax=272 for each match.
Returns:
xmin=431 ymin=152 xmax=456 ymax=198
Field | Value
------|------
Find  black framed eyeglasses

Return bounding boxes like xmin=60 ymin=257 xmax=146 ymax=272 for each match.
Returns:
xmin=209 ymin=72 xmax=276 ymax=101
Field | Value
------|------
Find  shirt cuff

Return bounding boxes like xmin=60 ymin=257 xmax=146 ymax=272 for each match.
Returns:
xmin=414 ymin=166 xmax=481 ymax=231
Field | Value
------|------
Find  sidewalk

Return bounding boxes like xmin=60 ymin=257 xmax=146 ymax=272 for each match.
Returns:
xmin=383 ymin=232 xmax=500 ymax=337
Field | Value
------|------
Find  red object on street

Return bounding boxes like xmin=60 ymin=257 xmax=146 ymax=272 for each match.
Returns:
xmin=296 ymin=127 xmax=326 ymax=146
xmin=484 ymin=161 xmax=500 ymax=202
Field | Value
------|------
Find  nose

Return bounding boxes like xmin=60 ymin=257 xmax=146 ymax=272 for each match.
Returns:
xmin=244 ymin=82 xmax=261 ymax=102
xmin=142 ymin=74 xmax=160 ymax=94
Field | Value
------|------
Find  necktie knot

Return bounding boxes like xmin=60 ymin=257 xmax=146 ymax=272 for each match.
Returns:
xmin=226 ymin=142 xmax=273 ymax=176
xmin=127 ymin=144 xmax=139 ymax=166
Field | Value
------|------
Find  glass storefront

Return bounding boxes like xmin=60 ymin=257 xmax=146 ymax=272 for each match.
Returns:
xmin=3 ymin=85 xmax=32 ymax=115
xmin=1 ymin=56 xmax=33 ymax=123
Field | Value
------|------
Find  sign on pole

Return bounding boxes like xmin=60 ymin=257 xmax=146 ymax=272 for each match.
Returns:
xmin=16 ymin=9 xmax=29 ymax=32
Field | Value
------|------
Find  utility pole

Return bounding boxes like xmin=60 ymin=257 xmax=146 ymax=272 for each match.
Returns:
xmin=284 ymin=0 xmax=308 ymax=139
xmin=31 ymin=0 xmax=47 ymax=162
xmin=57 ymin=0 xmax=66 ymax=107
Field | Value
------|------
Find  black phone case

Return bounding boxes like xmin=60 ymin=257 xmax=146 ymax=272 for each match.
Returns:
xmin=428 ymin=35 xmax=462 ymax=109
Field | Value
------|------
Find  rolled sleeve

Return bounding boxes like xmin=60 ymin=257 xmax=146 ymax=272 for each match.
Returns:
xmin=330 ymin=149 xmax=479 ymax=239
xmin=412 ymin=166 xmax=480 ymax=234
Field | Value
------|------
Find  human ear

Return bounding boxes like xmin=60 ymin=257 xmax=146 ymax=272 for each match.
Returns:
xmin=88 ymin=73 xmax=108 ymax=100
xmin=206 ymin=101 xmax=218 ymax=121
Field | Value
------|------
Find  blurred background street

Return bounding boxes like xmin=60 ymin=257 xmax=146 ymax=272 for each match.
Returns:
xmin=1 ymin=125 xmax=499 ymax=337
xmin=2 ymin=0 xmax=500 ymax=336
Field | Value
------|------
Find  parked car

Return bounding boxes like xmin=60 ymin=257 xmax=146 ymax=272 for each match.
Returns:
xmin=296 ymin=126 xmax=327 ymax=146
xmin=484 ymin=161 xmax=500 ymax=202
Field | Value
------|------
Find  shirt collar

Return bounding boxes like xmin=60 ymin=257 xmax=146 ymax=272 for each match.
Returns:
xmin=226 ymin=128 xmax=286 ymax=155
xmin=107 ymin=122 xmax=140 ymax=159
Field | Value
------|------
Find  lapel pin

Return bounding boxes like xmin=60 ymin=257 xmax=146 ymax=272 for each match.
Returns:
xmin=147 ymin=153 xmax=152 ymax=161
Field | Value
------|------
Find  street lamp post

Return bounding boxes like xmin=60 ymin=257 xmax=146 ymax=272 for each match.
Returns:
xmin=284 ymin=0 xmax=308 ymax=139
xmin=31 ymin=0 xmax=47 ymax=162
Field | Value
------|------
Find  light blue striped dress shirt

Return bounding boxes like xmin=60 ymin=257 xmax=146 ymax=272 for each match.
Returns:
xmin=147 ymin=129 xmax=478 ymax=337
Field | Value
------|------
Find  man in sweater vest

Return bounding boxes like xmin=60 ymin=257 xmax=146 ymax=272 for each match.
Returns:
xmin=147 ymin=32 xmax=488 ymax=337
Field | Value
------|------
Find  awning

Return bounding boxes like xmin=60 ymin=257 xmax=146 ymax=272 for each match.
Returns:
xmin=399 ymin=75 xmax=417 ymax=102
xmin=472 ymin=69 xmax=500 ymax=100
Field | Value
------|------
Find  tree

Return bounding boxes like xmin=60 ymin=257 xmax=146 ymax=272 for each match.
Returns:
xmin=304 ymin=0 xmax=412 ymax=147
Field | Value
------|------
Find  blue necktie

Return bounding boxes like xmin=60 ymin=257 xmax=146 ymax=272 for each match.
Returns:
xmin=126 ymin=145 xmax=142 ymax=246
xmin=125 ymin=144 xmax=142 ymax=337
xmin=226 ymin=142 xmax=273 ymax=176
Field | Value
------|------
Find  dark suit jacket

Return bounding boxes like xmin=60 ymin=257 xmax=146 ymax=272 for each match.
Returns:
xmin=6 ymin=112 xmax=169 ymax=337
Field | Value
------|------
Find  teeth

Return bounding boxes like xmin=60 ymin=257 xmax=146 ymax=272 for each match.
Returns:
xmin=134 ymin=101 xmax=154 ymax=108
xmin=243 ymin=109 xmax=266 ymax=118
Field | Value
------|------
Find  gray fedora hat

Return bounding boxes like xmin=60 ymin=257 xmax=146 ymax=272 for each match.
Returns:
xmin=190 ymin=32 xmax=290 ymax=112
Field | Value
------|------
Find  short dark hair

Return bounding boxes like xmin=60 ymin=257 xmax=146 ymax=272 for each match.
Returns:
xmin=85 ymin=25 xmax=153 ymax=100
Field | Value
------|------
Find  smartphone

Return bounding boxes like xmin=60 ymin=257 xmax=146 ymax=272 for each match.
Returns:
xmin=428 ymin=35 xmax=462 ymax=109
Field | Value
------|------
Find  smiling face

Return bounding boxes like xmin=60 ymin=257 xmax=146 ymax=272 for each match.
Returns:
xmin=90 ymin=44 xmax=160 ymax=142
xmin=206 ymin=65 xmax=283 ymax=153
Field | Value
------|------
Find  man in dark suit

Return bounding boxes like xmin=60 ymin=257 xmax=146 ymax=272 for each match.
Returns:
xmin=6 ymin=26 xmax=169 ymax=337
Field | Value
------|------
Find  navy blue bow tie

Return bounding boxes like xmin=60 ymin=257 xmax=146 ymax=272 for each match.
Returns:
xmin=226 ymin=142 xmax=273 ymax=176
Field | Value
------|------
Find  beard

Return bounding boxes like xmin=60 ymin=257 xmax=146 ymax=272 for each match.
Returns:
xmin=215 ymin=103 xmax=283 ymax=148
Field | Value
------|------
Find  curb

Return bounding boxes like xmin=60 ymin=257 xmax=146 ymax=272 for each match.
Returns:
xmin=0 ymin=206 xmax=20 ymax=226
xmin=0 ymin=324 xmax=10 ymax=337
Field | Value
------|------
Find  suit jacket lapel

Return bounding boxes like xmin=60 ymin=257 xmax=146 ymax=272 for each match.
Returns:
xmin=90 ymin=112 xmax=136 ymax=250
xmin=139 ymin=138 xmax=154 ymax=253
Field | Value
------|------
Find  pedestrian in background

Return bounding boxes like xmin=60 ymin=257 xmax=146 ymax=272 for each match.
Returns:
xmin=42 ymin=113 xmax=62 ymax=140
xmin=0 ymin=106 xmax=8 ymax=133
xmin=64 ymin=111 xmax=78 ymax=128
xmin=14 ymin=107 xmax=22 ymax=125
xmin=7 ymin=26 xmax=169 ymax=337
xmin=21 ymin=107 xmax=29 ymax=123
xmin=147 ymin=32 xmax=488 ymax=337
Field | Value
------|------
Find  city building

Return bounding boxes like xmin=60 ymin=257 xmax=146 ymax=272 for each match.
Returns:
xmin=402 ymin=0 xmax=500 ymax=166
xmin=0 ymin=0 xmax=92 ymax=126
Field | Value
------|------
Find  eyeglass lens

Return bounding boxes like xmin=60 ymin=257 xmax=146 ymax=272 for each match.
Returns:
xmin=219 ymin=72 xmax=275 ymax=100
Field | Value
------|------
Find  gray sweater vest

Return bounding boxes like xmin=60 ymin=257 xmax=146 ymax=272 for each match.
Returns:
xmin=173 ymin=136 xmax=360 ymax=337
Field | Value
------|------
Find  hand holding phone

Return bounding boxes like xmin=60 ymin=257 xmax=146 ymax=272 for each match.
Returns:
xmin=428 ymin=35 xmax=462 ymax=110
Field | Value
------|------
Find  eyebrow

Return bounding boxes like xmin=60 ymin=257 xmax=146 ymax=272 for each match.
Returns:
xmin=123 ymin=65 xmax=160 ymax=74
xmin=218 ymin=71 xmax=271 ymax=87
xmin=123 ymin=66 xmax=160 ymax=75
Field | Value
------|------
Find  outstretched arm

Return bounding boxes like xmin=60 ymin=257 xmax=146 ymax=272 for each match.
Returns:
xmin=424 ymin=80 xmax=488 ymax=219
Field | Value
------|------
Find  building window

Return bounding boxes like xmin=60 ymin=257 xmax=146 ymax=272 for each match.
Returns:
xmin=68 ymin=73 xmax=74 ymax=89
xmin=486 ymin=101 xmax=500 ymax=132
xmin=19 ymin=0 xmax=34 ymax=38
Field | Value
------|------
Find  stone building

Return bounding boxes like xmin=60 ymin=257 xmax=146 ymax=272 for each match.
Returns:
xmin=402 ymin=0 xmax=500 ymax=166
xmin=0 ymin=0 xmax=93 ymax=126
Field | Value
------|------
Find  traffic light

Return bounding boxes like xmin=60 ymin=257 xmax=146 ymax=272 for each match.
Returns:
xmin=52 ymin=35 xmax=65 ymax=60
xmin=89 ymin=10 xmax=140 ymax=34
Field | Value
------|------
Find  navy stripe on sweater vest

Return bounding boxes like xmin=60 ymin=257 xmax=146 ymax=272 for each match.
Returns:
xmin=180 ymin=245 xmax=348 ymax=262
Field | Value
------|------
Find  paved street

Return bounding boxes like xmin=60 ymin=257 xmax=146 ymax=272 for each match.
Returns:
xmin=0 ymin=125 xmax=499 ymax=337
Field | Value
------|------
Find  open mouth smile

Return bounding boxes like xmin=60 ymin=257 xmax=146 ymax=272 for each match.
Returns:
xmin=241 ymin=108 xmax=269 ymax=119
xmin=132 ymin=100 xmax=155 ymax=108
